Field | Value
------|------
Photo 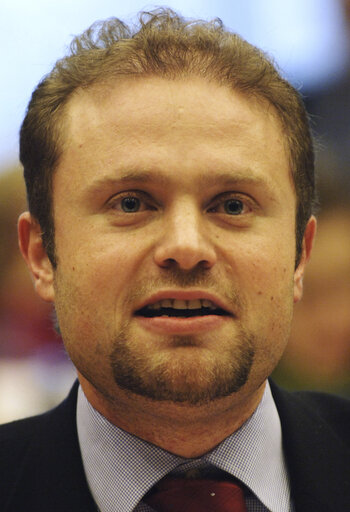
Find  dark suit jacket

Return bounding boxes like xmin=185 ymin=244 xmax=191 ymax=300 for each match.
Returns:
xmin=0 ymin=380 xmax=349 ymax=511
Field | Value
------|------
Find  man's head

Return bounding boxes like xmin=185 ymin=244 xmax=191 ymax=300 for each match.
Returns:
xmin=20 ymin=9 xmax=316 ymax=268
xmin=18 ymin=9 xmax=316 ymax=413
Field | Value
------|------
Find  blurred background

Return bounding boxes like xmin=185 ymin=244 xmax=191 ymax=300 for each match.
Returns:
xmin=1 ymin=0 xmax=349 ymax=423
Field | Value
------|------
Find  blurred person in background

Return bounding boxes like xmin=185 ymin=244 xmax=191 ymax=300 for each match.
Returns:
xmin=0 ymin=8 xmax=349 ymax=512
xmin=0 ymin=167 xmax=58 ymax=356
xmin=0 ymin=168 xmax=74 ymax=422
xmin=304 ymin=0 xmax=350 ymax=193
xmin=273 ymin=178 xmax=350 ymax=396
xmin=272 ymin=0 xmax=350 ymax=395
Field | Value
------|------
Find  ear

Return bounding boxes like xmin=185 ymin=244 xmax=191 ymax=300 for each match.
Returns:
xmin=293 ymin=215 xmax=317 ymax=303
xmin=18 ymin=212 xmax=55 ymax=302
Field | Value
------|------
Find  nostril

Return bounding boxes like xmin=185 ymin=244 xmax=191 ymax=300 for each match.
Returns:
xmin=158 ymin=258 xmax=214 ymax=272
xmin=160 ymin=258 xmax=177 ymax=269
xmin=153 ymin=234 xmax=217 ymax=271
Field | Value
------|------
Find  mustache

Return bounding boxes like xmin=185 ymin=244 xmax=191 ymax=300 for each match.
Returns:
xmin=124 ymin=267 xmax=245 ymax=313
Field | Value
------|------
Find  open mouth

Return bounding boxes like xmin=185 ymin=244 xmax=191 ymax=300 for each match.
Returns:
xmin=135 ymin=299 xmax=230 ymax=318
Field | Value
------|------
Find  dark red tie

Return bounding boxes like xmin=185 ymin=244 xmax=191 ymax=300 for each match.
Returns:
xmin=144 ymin=477 xmax=247 ymax=511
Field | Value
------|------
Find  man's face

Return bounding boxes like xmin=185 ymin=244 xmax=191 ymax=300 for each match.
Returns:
xmin=45 ymin=77 xmax=312 ymax=405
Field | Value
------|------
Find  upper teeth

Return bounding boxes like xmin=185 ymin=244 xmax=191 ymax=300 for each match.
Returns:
xmin=147 ymin=299 xmax=218 ymax=310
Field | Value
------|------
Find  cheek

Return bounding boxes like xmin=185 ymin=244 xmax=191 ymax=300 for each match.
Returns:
xmin=224 ymin=236 xmax=296 ymax=333
xmin=53 ymin=231 xmax=153 ymax=334
xmin=228 ymin=238 xmax=295 ymax=294
xmin=53 ymin=267 xmax=119 ymax=385
xmin=56 ymin=225 xmax=145 ymax=282
xmin=239 ymin=248 xmax=295 ymax=363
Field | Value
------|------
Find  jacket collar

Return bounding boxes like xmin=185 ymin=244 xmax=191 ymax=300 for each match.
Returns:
xmin=270 ymin=380 xmax=350 ymax=512
xmin=5 ymin=380 xmax=350 ymax=511
xmin=4 ymin=381 xmax=97 ymax=512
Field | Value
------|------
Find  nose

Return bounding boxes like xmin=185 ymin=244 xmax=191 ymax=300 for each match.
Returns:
xmin=153 ymin=199 xmax=217 ymax=270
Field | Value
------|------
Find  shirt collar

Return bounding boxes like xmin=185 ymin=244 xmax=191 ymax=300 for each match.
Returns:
xmin=203 ymin=381 xmax=292 ymax=511
xmin=77 ymin=381 xmax=292 ymax=512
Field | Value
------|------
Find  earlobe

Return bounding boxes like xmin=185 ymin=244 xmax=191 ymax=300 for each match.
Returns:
xmin=18 ymin=212 xmax=55 ymax=302
xmin=293 ymin=215 xmax=317 ymax=303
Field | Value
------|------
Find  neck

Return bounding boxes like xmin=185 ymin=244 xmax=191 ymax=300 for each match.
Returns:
xmin=78 ymin=374 xmax=266 ymax=458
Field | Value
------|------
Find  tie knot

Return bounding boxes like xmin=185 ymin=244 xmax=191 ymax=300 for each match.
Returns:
xmin=144 ymin=476 xmax=247 ymax=511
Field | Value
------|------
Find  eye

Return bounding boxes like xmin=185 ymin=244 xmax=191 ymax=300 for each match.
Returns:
xmin=208 ymin=194 xmax=253 ymax=216
xmin=121 ymin=196 xmax=141 ymax=212
xmin=107 ymin=192 xmax=156 ymax=213
xmin=223 ymin=198 xmax=244 ymax=215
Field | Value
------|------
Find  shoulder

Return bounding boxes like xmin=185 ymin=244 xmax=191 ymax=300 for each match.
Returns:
xmin=0 ymin=382 xmax=80 ymax=505
xmin=270 ymin=381 xmax=350 ymax=445
xmin=292 ymin=388 xmax=350 ymax=416
xmin=269 ymin=383 xmax=350 ymax=510
xmin=0 ymin=382 xmax=98 ymax=511
xmin=0 ymin=380 xmax=79 ymax=448
xmin=296 ymin=389 xmax=350 ymax=440
xmin=0 ymin=411 xmax=58 ymax=509
xmin=0 ymin=410 xmax=56 ymax=464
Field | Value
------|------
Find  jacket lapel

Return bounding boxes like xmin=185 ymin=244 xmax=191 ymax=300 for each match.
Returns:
xmin=5 ymin=381 xmax=97 ymax=512
xmin=6 ymin=379 xmax=349 ymax=511
xmin=271 ymin=381 xmax=350 ymax=511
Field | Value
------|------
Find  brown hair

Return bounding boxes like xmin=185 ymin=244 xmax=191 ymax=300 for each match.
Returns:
xmin=20 ymin=8 xmax=316 ymax=267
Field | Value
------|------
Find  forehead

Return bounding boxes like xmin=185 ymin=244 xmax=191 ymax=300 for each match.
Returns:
xmin=58 ymin=76 xmax=291 ymax=194
xmin=65 ymin=76 xmax=285 ymax=141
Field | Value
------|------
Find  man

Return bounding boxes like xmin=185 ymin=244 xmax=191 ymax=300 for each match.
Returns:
xmin=1 ymin=8 xmax=349 ymax=512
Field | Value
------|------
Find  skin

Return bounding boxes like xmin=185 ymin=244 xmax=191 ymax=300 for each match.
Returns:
xmin=18 ymin=77 xmax=316 ymax=457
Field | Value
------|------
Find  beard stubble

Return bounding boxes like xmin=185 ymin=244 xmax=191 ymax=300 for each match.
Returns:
xmin=108 ymin=269 xmax=255 ymax=405
xmin=109 ymin=326 xmax=255 ymax=405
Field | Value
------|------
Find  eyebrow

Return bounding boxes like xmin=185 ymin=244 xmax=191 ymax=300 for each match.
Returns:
xmin=85 ymin=168 xmax=272 ymax=193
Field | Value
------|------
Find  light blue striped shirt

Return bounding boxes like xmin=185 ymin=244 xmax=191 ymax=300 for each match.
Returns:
xmin=77 ymin=381 xmax=293 ymax=511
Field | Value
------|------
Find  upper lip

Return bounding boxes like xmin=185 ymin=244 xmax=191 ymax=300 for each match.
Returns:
xmin=134 ymin=290 xmax=234 ymax=315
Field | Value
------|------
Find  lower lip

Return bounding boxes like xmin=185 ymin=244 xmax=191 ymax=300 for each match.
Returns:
xmin=135 ymin=314 xmax=232 ymax=334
